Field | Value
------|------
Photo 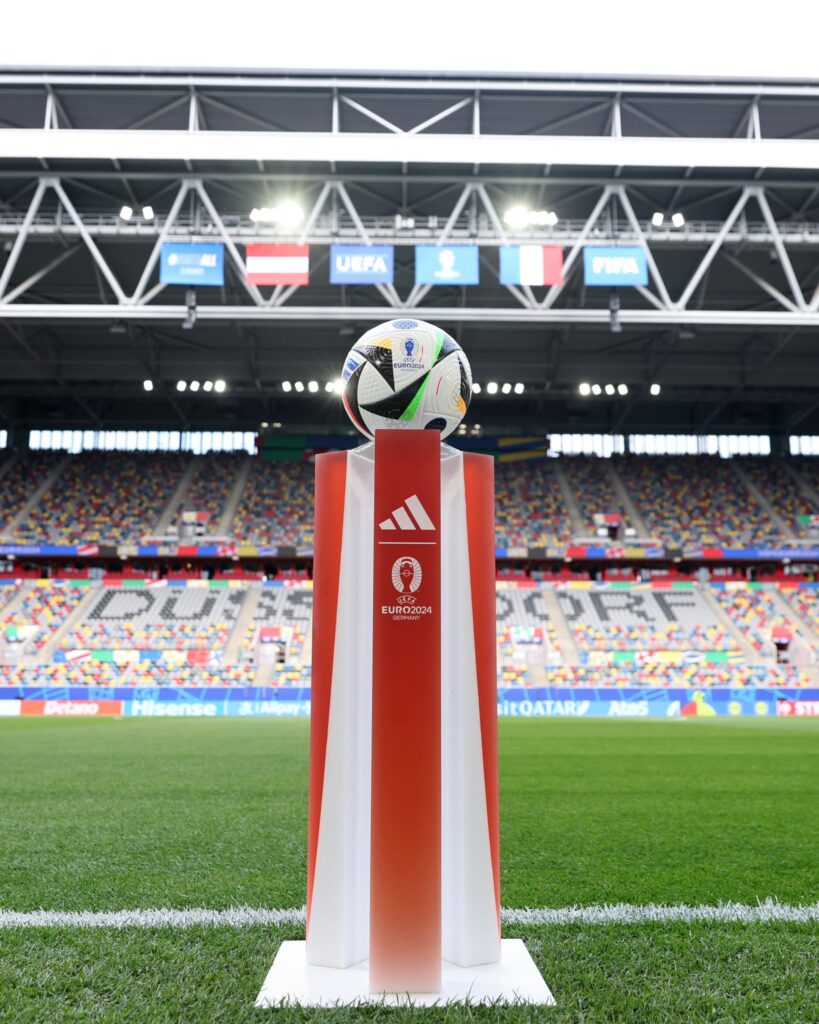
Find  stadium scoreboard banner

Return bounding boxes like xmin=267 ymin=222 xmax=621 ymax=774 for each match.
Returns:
xmin=3 ymin=687 xmax=817 ymax=719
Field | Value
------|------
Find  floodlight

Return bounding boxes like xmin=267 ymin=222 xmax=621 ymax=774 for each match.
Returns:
xmin=502 ymin=206 xmax=530 ymax=229
xmin=487 ymin=382 xmax=499 ymax=394
xmin=514 ymin=382 xmax=524 ymax=394
xmin=282 ymin=381 xmax=292 ymax=392
xmin=672 ymin=212 xmax=685 ymax=228
xmin=203 ymin=380 xmax=213 ymax=392
xmin=308 ymin=380 xmax=319 ymax=393
xmin=579 ymin=382 xmax=591 ymax=396
xmin=176 ymin=380 xmax=186 ymax=392
xmin=591 ymin=384 xmax=602 ymax=395
xmin=142 ymin=206 xmax=155 ymax=220
xmin=189 ymin=380 xmax=200 ymax=392
xmin=651 ymin=212 xmax=664 ymax=227
xmin=617 ymin=384 xmax=628 ymax=396
xmin=119 ymin=205 xmax=133 ymax=221
xmin=214 ymin=379 xmax=226 ymax=393
xmin=333 ymin=379 xmax=345 ymax=394
xmin=472 ymin=383 xmax=482 ymax=394
xmin=294 ymin=381 xmax=305 ymax=393
xmin=325 ymin=381 xmax=335 ymax=392
xmin=143 ymin=380 xmax=153 ymax=392
xmin=501 ymin=383 xmax=512 ymax=394
xmin=650 ymin=383 xmax=661 ymax=396
xmin=605 ymin=384 xmax=615 ymax=395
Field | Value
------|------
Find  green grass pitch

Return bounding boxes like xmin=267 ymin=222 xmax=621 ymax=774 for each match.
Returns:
xmin=0 ymin=716 xmax=816 ymax=1022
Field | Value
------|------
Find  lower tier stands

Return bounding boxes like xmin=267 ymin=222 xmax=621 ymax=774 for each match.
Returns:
xmin=1 ymin=580 xmax=816 ymax=687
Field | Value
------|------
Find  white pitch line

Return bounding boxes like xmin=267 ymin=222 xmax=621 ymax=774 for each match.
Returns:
xmin=0 ymin=900 xmax=816 ymax=929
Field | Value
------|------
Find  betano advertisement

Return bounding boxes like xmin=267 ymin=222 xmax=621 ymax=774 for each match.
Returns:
xmin=2 ymin=688 xmax=817 ymax=719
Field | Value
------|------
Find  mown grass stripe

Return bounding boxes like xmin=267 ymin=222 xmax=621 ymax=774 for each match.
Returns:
xmin=1 ymin=900 xmax=816 ymax=930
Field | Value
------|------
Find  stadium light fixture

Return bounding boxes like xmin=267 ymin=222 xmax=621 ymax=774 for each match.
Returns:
xmin=119 ymin=205 xmax=133 ymax=221
xmin=487 ymin=382 xmax=499 ymax=394
xmin=308 ymin=380 xmax=319 ymax=393
xmin=618 ymin=383 xmax=628 ymax=396
xmin=250 ymin=200 xmax=305 ymax=229
xmin=502 ymin=206 xmax=529 ymax=229
xmin=142 ymin=205 xmax=155 ymax=221
xmin=214 ymin=379 xmax=226 ymax=393
xmin=472 ymin=383 xmax=482 ymax=394
xmin=189 ymin=380 xmax=200 ymax=392
xmin=333 ymin=379 xmax=345 ymax=394
xmin=176 ymin=380 xmax=186 ymax=392
xmin=325 ymin=381 xmax=335 ymax=392
xmin=294 ymin=381 xmax=305 ymax=393
xmin=605 ymin=384 xmax=615 ymax=395
xmin=672 ymin=212 xmax=685 ymax=228
xmin=650 ymin=383 xmax=661 ymax=396
xmin=143 ymin=379 xmax=153 ymax=392
xmin=591 ymin=384 xmax=602 ymax=395
xmin=514 ymin=382 xmax=524 ymax=394
xmin=651 ymin=212 xmax=664 ymax=227
xmin=203 ymin=380 xmax=213 ymax=392
xmin=282 ymin=381 xmax=292 ymax=392
xmin=503 ymin=206 xmax=558 ymax=229
xmin=579 ymin=382 xmax=591 ymax=396
xmin=501 ymin=382 xmax=512 ymax=394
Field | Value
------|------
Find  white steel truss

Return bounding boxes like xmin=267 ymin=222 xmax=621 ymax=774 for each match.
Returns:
xmin=1 ymin=175 xmax=819 ymax=325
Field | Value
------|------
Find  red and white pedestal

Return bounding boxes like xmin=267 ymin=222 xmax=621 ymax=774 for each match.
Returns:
xmin=256 ymin=430 xmax=554 ymax=1008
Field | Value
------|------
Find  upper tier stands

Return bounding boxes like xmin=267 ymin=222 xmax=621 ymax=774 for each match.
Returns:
xmin=613 ymin=455 xmax=777 ymax=547
xmin=0 ymin=451 xmax=63 ymax=534
xmin=494 ymin=460 xmax=573 ymax=549
xmin=0 ymin=449 xmax=818 ymax=548
xmin=175 ymin=452 xmax=247 ymax=531
xmin=15 ymin=452 xmax=190 ymax=544
xmin=560 ymin=457 xmax=625 ymax=533
xmin=231 ymin=460 xmax=313 ymax=547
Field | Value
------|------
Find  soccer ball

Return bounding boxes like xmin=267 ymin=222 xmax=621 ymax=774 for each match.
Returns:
xmin=340 ymin=319 xmax=472 ymax=440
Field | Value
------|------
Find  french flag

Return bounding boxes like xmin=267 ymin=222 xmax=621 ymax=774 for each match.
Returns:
xmin=246 ymin=244 xmax=310 ymax=285
xmin=499 ymin=245 xmax=563 ymax=286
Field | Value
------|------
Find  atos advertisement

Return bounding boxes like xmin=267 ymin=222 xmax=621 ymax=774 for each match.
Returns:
xmin=160 ymin=242 xmax=224 ymax=286
xmin=583 ymin=246 xmax=648 ymax=286
xmin=330 ymin=245 xmax=394 ymax=284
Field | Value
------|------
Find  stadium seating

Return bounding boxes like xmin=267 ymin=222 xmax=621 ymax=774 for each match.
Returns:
xmin=1 ymin=581 xmax=87 ymax=653
xmin=0 ymin=451 xmax=63 ymax=534
xmin=613 ymin=455 xmax=777 ymax=546
xmin=176 ymin=452 xmax=247 ymax=532
xmin=60 ymin=586 xmax=246 ymax=651
xmin=237 ymin=586 xmax=312 ymax=684
xmin=560 ymin=456 xmax=625 ymax=533
xmin=14 ymin=452 xmax=190 ymax=544
xmin=557 ymin=587 xmax=736 ymax=652
xmin=231 ymin=459 xmax=313 ymax=547
xmin=734 ymin=458 xmax=814 ymax=538
xmin=494 ymin=460 xmax=573 ymax=549
xmin=711 ymin=586 xmax=794 ymax=653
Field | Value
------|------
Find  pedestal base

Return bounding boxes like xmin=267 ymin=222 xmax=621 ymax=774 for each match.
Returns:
xmin=255 ymin=939 xmax=555 ymax=1007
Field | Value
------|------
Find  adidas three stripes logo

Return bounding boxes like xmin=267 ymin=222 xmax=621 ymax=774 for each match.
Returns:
xmin=378 ymin=494 xmax=436 ymax=531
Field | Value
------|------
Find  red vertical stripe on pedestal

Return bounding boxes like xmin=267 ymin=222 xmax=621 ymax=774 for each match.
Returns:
xmin=463 ymin=453 xmax=501 ymax=935
xmin=370 ymin=430 xmax=441 ymax=993
xmin=307 ymin=451 xmax=348 ymax=933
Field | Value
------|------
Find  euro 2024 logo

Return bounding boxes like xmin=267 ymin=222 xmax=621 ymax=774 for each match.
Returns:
xmin=392 ymin=557 xmax=422 ymax=601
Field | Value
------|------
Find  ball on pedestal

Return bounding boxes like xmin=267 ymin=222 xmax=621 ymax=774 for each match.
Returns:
xmin=341 ymin=319 xmax=472 ymax=440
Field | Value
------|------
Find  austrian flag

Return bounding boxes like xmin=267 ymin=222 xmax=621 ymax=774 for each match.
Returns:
xmin=245 ymin=244 xmax=310 ymax=285
xmin=499 ymin=245 xmax=564 ymax=286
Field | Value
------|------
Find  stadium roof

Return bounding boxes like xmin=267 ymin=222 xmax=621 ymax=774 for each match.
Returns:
xmin=0 ymin=70 xmax=818 ymax=437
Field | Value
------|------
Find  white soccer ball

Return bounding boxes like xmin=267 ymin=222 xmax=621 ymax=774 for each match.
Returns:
xmin=340 ymin=319 xmax=472 ymax=440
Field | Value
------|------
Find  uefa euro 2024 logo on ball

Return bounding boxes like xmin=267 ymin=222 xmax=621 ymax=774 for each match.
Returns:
xmin=340 ymin=319 xmax=472 ymax=440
